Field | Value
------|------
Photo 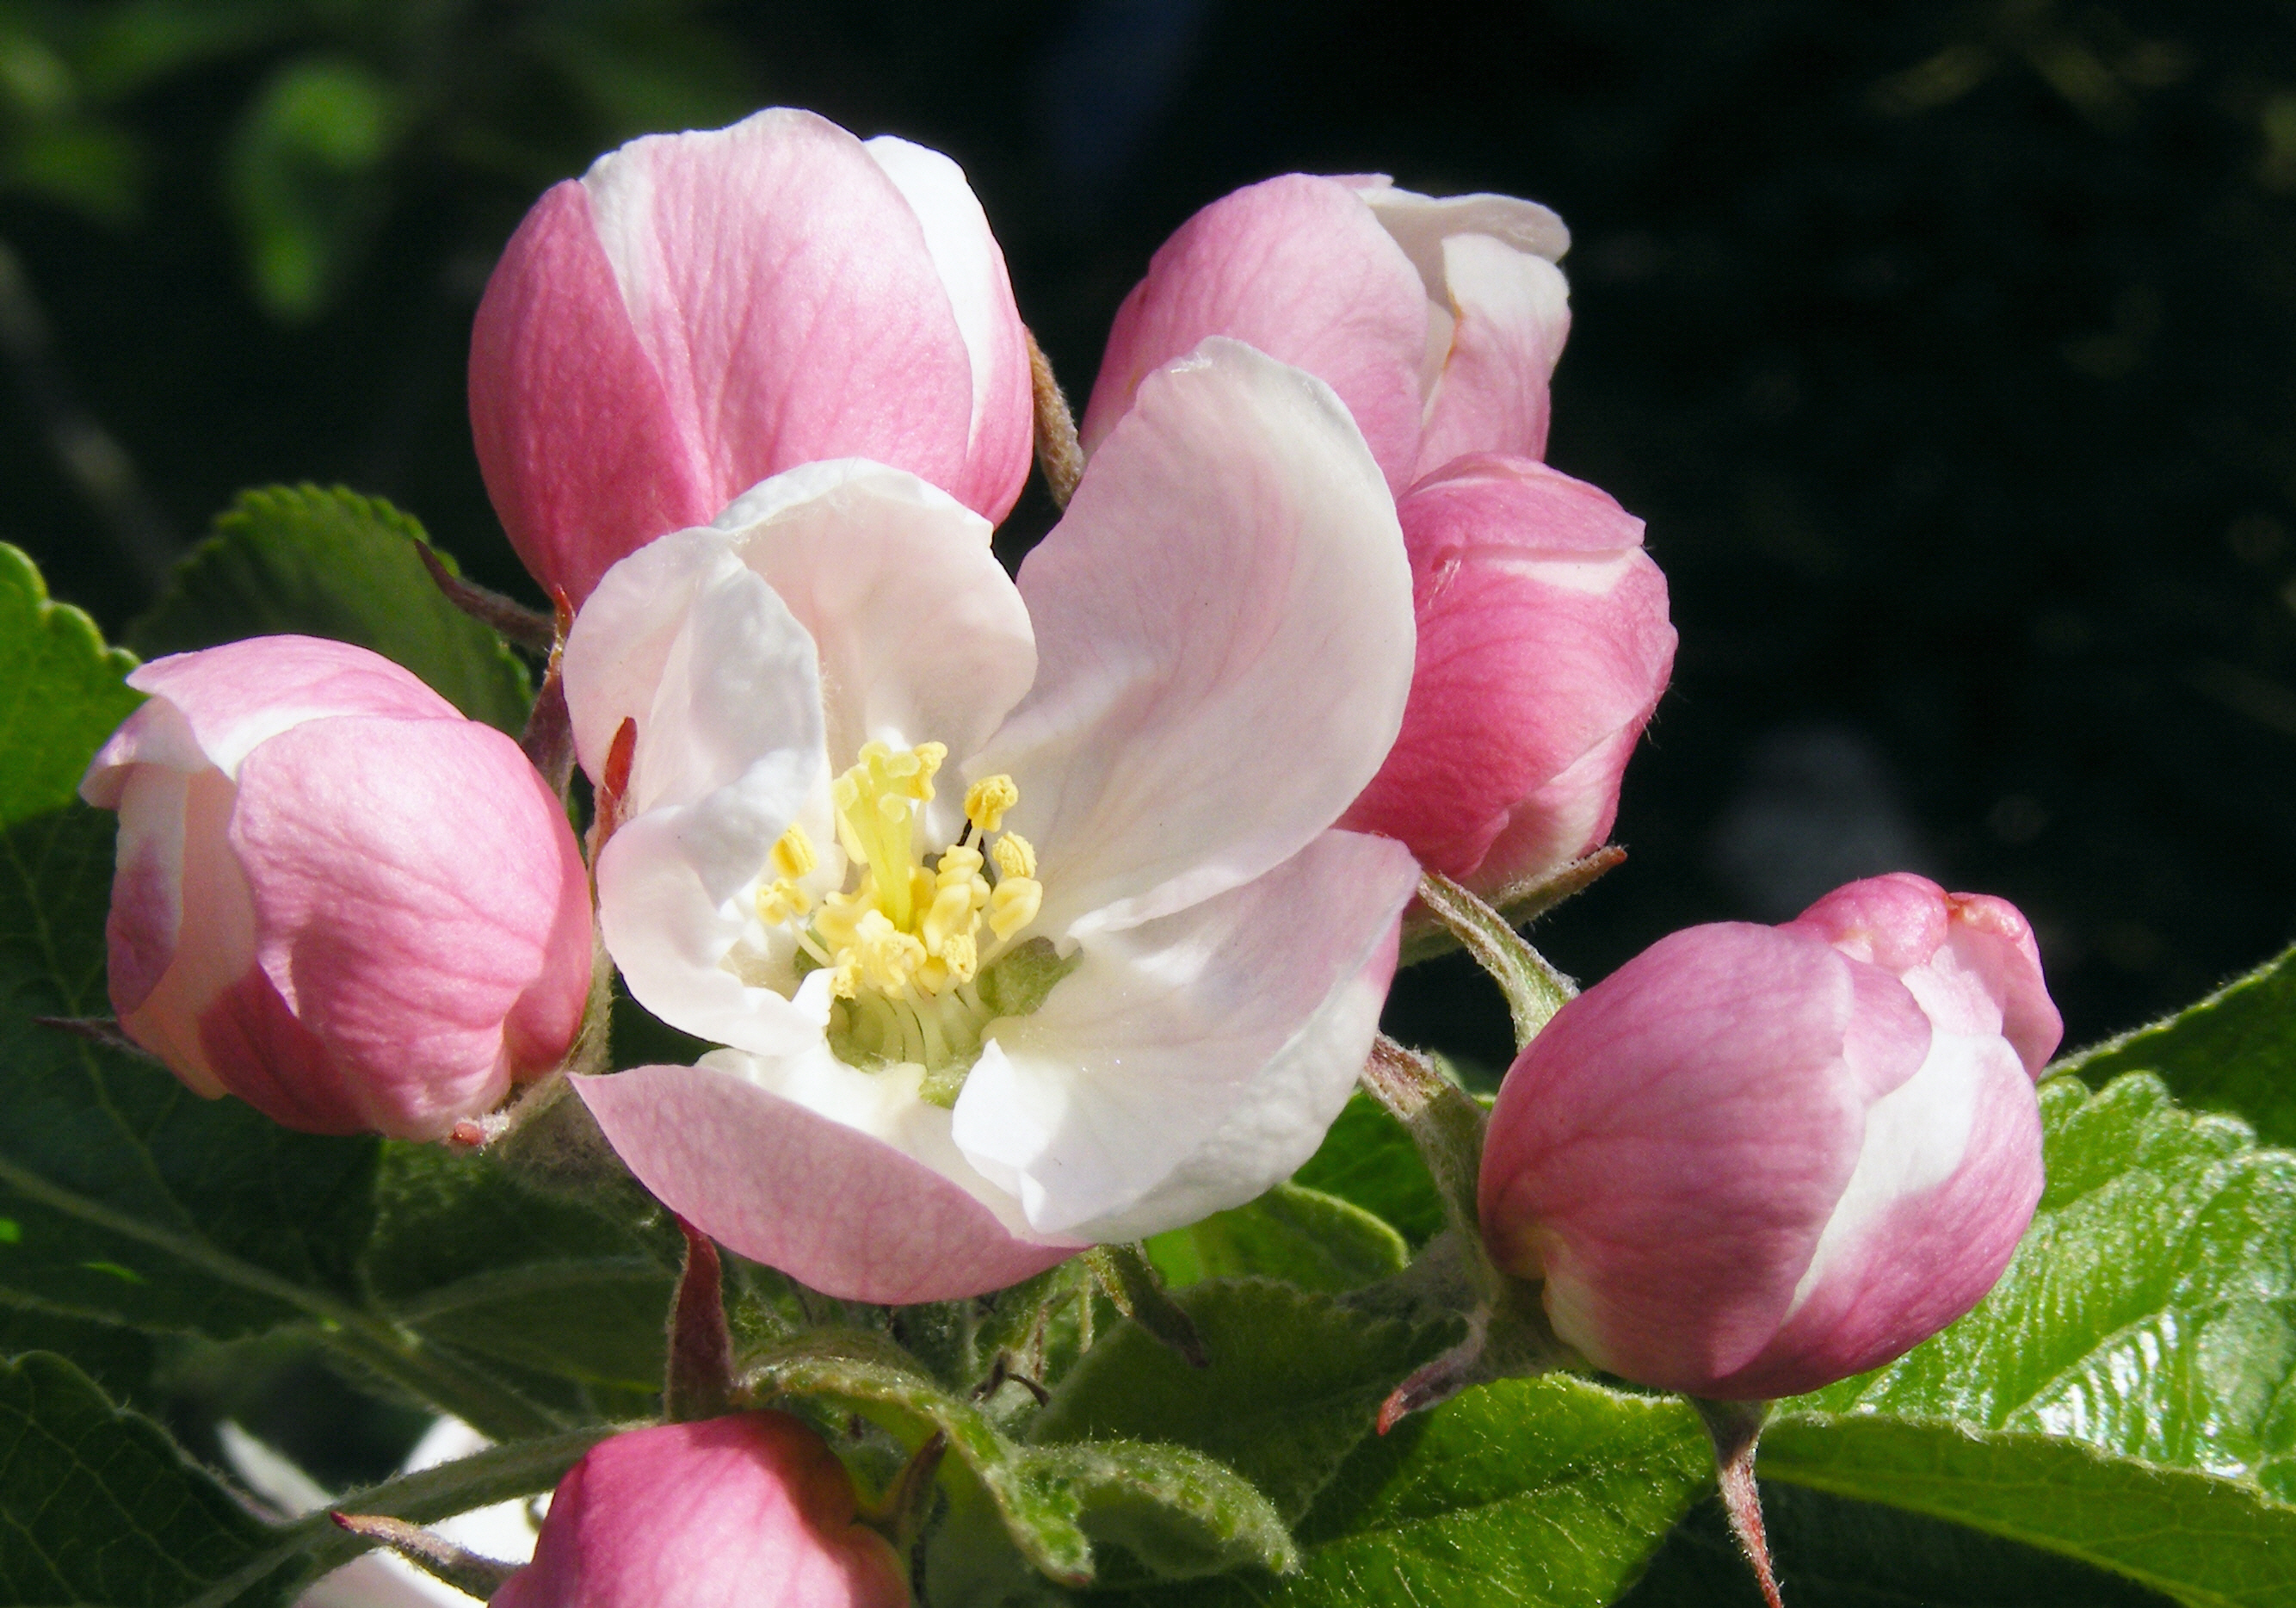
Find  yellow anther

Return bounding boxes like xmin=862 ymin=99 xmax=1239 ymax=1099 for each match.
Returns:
xmin=939 ymin=930 xmax=978 ymax=981
xmin=988 ymin=876 xmax=1041 ymax=942
xmin=991 ymin=832 xmax=1036 ymax=881
xmin=756 ymin=879 xmax=813 ymax=927
xmin=935 ymin=844 xmax=984 ymax=885
xmin=769 ymin=823 xmax=818 ymax=881
xmin=923 ymin=879 xmax=981 ymax=953
xmin=965 ymin=775 xmax=1020 ymax=833
xmin=852 ymin=910 xmax=925 ymax=993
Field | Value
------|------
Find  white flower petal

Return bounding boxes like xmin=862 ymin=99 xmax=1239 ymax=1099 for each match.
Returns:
xmin=974 ymin=339 xmax=1415 ymax=937
xmin=587 ymin=556 xmax=829 ymax=1058
xmin=563 ymin=527 xmax=742 ymax=784
xmin=712 ymin=459 xmax=1035 ymax=780
xmin=952 ymin=828 xmax=1419 ymax=1239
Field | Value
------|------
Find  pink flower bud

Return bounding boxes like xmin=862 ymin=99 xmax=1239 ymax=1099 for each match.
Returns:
xmin=78 ymin=636 xmax=593 ymax=1141
xmin=1081 ymin=176 xmax=1671 ymax=894
xmin=470 ymin=108 xmax=1033 ymax=604
xmin=1081 ymin=173 xmax=1571 ymax=492
xmin=1337 ymin=455 xmax=1676 ymax=891
xmin=1478 ymin=873 xmax=2062 ymax=1400
xmin=491 ymin=1413 xmax=910 ymax=1608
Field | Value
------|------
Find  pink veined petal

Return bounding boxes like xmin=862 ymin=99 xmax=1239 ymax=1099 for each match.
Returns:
xmin=1717 ymin=1030 xmax=2043 ymax=1399
xmin=102 ymin=764 xmax=188 ymax=1020
xmin=1340 ymin=459 xmax=1676 ymax=881
xmin=469 ymin=178 xmax=716 ymax=605
xmin=575 ymin=1062 xmax=1077 ymax=1304
xmin=976 ymin=339 xmax=1415 ymax=938
xmin=83 ymin=636 xmax=459 ymax=795
xmin=863 ymin=136 xmax=1034 ymax=520
xmin=710 ymin=460 xmax=1035 ymax=783
xmin=1468 ymin=716 xmax=1646 ymax=893
xmin=493 ymin=1414 xmax=910 ymax=1608
xmin=1480 ymin=923 xmax=1871 ymax=1390
xmin=1415 ymin=236 xmax=1572 ymax=473
xmin=954 ymin=829 xmax=1419 ymax=1240
xmin=1079 ymin=174 xmax=1430 ymax=492
xmin=229 ymin=715 xmax=591 ymax=1141
xmin=585 ymin=108 xmax=984 ymax=521
xmin=115 ymin=767 xmax=256 ymax=1098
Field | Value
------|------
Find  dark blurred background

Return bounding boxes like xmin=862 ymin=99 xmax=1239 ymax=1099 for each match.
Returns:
xmin=5 ymin=0 xmax=2293 ymax=1072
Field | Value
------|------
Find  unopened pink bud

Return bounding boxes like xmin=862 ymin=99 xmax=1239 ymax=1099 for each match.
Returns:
xmin=491 ymin=1413 xmax=910 ymax=1608
xmin=1083 ymin=177 xmax=1672 ymax=894
xmin=78 ymin=636 xmax=593 ymax=1141
xmin=1337 ymin=456 xmax=1675 ymax=890
xmin=470 ymin=108 xmax=1033 ymax=604
xmin=1478 ymin=873 xmax=2060 ymax=1400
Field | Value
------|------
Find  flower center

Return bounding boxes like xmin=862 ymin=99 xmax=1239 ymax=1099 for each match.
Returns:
xmin=753 ymin=740 xmax=1068 ymax=1099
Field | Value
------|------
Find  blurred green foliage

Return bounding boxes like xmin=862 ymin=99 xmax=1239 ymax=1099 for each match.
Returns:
xmin=0 ymin=0 xmax=756 ymax=317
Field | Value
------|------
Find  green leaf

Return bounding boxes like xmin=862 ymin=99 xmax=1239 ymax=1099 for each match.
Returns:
xmin=0 ymin=1351 xmax=293 ymax=1607
xmin=1291 ymin=1092 xmax=1448 ymax=1247
xmin=2056 ymin=943 xmax=2296 ymax=1147
xmin=1768 ymin=1072 xmax=2296 ymax=1606
xmin=127 ymin=485 xmax=531 ymax=733
xmin=363 ymin=1141 xmax=676 ymax=1411
xmin=1032 ymin=1279 xmax=1454 ymax=1525
xmin=1093 ymin=1375 xmax=1710 ymax=1608
xmin=1762 ymin=1416 xmax=2296 ymax=1608
xmin=1028 ymin=1440 xmax=1295 ymax=1586
xmin=1146 ymin=1183 xmax=1407 ymax=1293
xmin=0 ymin=1302 xmax=156 ymax=1409
xmin=1620 ymin=1486 xmax=2178 ymax=1607
xmin=0 ymin=543 xmax=139 ymax=822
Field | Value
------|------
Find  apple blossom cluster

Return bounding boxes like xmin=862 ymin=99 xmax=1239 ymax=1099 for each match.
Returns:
xmin=72 ymin=107 xmax=2059 ymax=1603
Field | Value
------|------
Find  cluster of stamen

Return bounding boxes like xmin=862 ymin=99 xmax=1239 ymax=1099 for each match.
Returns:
xmin=752 ymin=741 xmax=1045 ymax=1077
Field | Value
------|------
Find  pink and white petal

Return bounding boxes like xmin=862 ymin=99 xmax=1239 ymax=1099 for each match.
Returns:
xmin=713 ymin=460 xmax=1034 ymax=774
xmin=1945 ymin=894 xmax=2064 ymax=1076
xmin=1466 ymin=719 xmax=1644 ymax=894
xmin=469 ymin=179 xmax=716 ymax=605
xmin=1415 ymin=237 xmax=1572 ymax=472
xmin=863 ymin=136 xmax=1034 ymax=520
xmin=230 ymin=716 xmax=592 ymax=1140
xmin=1079 ymin=175 xmax=1430 ymax=491
xmin=1718 ymin=1032 xmax=2043 ymax=1399
xmin=102 ymin=763 xmax=190 ymax=1019
xmin=951 ymin=829 xmax=1419 ymax=1240
xmin=84 ymin=636 xmax=458 ymax=793
xmin=1341 ymin=460 xmax=1674 ymax=881
xmin=978 ymin=340 xmax=1415 ymax=938
xmin=116 ymin=767 xmax=256 ymax=1097
xmin=576 ymin=1061 xmax=1076 ymax=1304
xmin=1360 ymin=187 xmax=1571 ymax=289
xmin=1482 ymin=923 xmax=1869 ymax=1390
xmin=584 ymin=109 xmax=983 ymax=516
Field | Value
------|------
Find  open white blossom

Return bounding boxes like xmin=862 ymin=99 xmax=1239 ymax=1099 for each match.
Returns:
xmin=563 ymin=339 xmax=1421 ymax=1302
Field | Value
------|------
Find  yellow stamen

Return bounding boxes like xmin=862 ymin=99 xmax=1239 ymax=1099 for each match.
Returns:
xmin=988 ymin=877 xmax=1042 ymax=942
xmin=991 ymin=832 xmax=1036 ymax=881
xmin=965 ymin=774 xmax=1020 ymax=832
